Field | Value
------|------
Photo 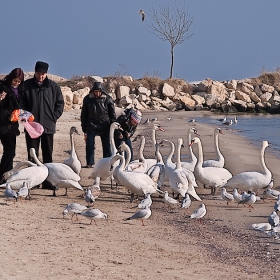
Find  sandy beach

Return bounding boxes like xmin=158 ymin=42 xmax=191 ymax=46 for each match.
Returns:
xmin=0 ymin=109 xmax=280 ymax=280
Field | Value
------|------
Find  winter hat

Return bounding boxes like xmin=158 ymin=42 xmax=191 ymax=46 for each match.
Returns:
xmin=130 ymin=109 xmax=142 ymax=124
xmin=35 ymin=61 xmax=49 ymax=73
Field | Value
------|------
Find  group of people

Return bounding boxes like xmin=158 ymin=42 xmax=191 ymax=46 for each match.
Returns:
xmin=0 ymin=62 xmax=143 ymax=189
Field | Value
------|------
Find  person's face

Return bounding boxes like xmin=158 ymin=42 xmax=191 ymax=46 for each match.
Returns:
xmin=129 ymin=118 xmax=138 ymax=126
xmin=35 ymin=72 xmax=47 ymax=83
xmin=11 ymin=78 xmax=22 ymax=88
xmin=94 ymin=90 xmax=102 ymax=98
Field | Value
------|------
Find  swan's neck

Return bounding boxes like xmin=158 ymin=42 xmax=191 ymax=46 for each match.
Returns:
xmin=70 ymin=133 xmax=75 ymax=152
xmin=260 ymin=144 xmax=270 ymax=175
xmin=155 ymin=144 xmax=163 ymax=163
xmin=152 ymin=128 xmax=156 ymax=147
xmin=110 ymin=124 xmax=118 ymax=155
xmin=195 ymin=140 xmax=204 ymax=169
xmin=138 ymin=137 xmax=146 ymax=162
xmin=188 ymin=129 xmax=197 ymax=162
xmin=121 ymin=145 xmax=131 ymax=169
xmin=118 ymin=155 xmax=125 ymax=171
xmin=176 ymin=139 xmax=182 ymax=170
xmin=165 ymin=141 xmax=175 ymax=163
xmin=214 ymin=131 xmax=223 ymax=160
xmin=32 ymin=153 xmax=43 ymax=166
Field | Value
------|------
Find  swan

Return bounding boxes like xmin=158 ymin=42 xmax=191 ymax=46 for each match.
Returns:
xmin=203 ymin=128 xmax=225 ymax=168
xmin=110 ymin=154 xmax=159 ymax=202
xmin=181 ymin=127 xmax=199 ymax=172
xmin=88 ymin=122 xmax=121 ymax=184
xmin=223 ymin=141 xmax=272 ymax=193
xmin=160 ymin=139 xmax=198 ymax=190
xmin=63 ymin=126 xmax=81 ymax=174
xmin=169 ymin=138 xmax=201 ymax=201
xmin=146 ymin=142 xmax=165 ymax=189
xmin=2 ymin=161 xmax=36 ymax=181
xmin=190 ymin=137 xmax=232 ymax=195
xmin=0 ymin=148 xmax=48 ymax=190
xmin=44 ymin=162 xmax=83 ymax=196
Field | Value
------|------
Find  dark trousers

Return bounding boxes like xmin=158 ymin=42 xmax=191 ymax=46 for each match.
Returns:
xmin=0 ymin=133 xmax=16 ymax=178
xmin=114 ymin=137 xmax=134 ymax=162
xmin=25 ymin=132 xmax=54 ymax=163
xmin=86 ymin=131 xmax=111 ymax=165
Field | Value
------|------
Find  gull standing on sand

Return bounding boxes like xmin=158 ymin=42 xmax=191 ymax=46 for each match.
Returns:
xmin=217 ymin=116 xmax=226 ymax=122
xmin=268 ymin=211 xmax=280 ymax=228
xmin=189 ymin=119 xmax=196 ymax=123
xmin=221 ymin=187 xmax=234 ymax=205
xmin=238 ymin=192 xmax=257 ymax=208
xmin=124 ymin=206 xmax=151 ymax=226
xmin=138 ymin=10 xmax=145 ymax=22
xmin=85 ymin=188 xmax=95 ymax=206
xmin=190 ymin=204 xmax=206 ymax=222
xmin=180 ymin=194 xmax=192 ymax=212
xmin=80 ymin=209 xmax=108 ymax=225
xmin=4 ymin=183 xmax=18 ymax=203
xmin=263 ymin=188 xmax=280 ymax=200
xmin=274 ymin=195 xmax=280 ymax=212
xmin=138 ymin=194 xmax=152 ymax=209
xmin=232 ymin=189 xmax=243 ymax=204
xmin=17 ymin=182 xmax=30 ymax=200
xmin=163 ymin=191 xmax=179 ymax=210
xmin=63 ymin=203 xmax=88 ymax=221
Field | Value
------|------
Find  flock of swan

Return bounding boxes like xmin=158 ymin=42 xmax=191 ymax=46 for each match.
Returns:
xmin=0 ymin=116 xmax=278 ymax=230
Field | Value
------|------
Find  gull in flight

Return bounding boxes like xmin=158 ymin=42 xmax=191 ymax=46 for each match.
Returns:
xmin=138 ymin=10 xmax=145 ymax=22
xmin=190 ymin=204 xmax=206 ymax=222
xmin=124 ymin=206 xmax=151 ymax=226
xmin=80 ymin=209 xmax=108 ymax=225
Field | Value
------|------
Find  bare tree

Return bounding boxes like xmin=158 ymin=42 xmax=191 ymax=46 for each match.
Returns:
xmin=148 ymin=5 xmax=194 ymax=78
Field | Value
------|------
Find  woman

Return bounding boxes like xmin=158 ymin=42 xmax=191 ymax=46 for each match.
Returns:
xmin=0 ymin=68 xmax=24 ymax=179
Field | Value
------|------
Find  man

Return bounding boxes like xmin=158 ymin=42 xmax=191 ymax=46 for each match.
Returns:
xmin=114 ymin=108 xmax=142 ymax=161
xmin=81 ymin=82 xmax=116 ymax=168
xmin=21 ymin=61 xmax=64 ymax=188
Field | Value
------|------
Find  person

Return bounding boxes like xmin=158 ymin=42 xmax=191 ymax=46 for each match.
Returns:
xmin=114 ymin=108 xmax=142 ymax=161
xmin=0 ymin=68 xmax=24 ymax=180
xmin=21 ymin=61 xmax=64 ymax=188
xmin=81 ymin=82 xmax=116 ymax=168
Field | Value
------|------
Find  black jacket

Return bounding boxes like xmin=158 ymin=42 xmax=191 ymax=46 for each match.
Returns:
xmin=0 ymin=81 xmax=21 ymax=136
xmin=81 ymin=92 xmax=116 ymax=134
xmin=21 ymin=76 xmax=64 ymax=134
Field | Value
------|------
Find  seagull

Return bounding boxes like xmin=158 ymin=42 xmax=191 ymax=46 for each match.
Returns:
xmin=163 ymin=191 xmax=179 ymax=210
xmin=263 ymin=188 xmax=280 ymax=201
xmin=238 ymin=192 xmax=257 ymax=209
xmin=124 ymin=206 xmax=151 ymax=226
xmin=274 ymin=195 xmax=280 ymax=212
xmin=17 ymin=182 xmax=30 ymax=200
xmin=189 ymin=119 xmax=196 ymax=123
xmin=166 ymin=117 xmax=172 ymax=121
xmin=138 ymin=10 xmax=145 ymax=22
xmin=268 ymin=211 xmax=280 ymax=228
xmin=221 ymin=187 xmax=234 ymax=205
xmin=251 ymin=223 xmax=272 ymax=232
xmin=138 ymin=194 xmax=152 ymax=209
xmin=4 ymin=183 xmax=18 ymax=203
xmin=190 ymin=204 xmax=206 ymax=222
xmin=217 ymin=116 xmax=227 ymax=122
xmin=85 ymin=188 xmax=95 ymax=206
xmin=80 ymin=209 xmax=108 ymax=225
xmin=232 ymin=188 xmax=242 ymax=204
xmin=233 ymin=116 xmax=238 ymax=124
xmin=151 ymin=117 xmax=158 ymax=122
xmin=63 ymin=203 xmax=88 ymax=221
xmin=223 ymin=119 xmax=233 ymax=126
xmin=180 ymin=194 xmax=191 ymax=213
xmin=143 ymin=118 xmax=150 ymax=124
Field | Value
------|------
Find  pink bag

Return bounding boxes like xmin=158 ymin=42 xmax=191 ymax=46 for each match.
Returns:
xmin=23 ymin=121 xmax=44 ymax=139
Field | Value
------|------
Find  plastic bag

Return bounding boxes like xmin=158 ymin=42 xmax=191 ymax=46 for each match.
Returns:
xmin=11 ymin=109 xmax=34 ymax=122
xmin=23 ymin=121 xmax=44 ymax=139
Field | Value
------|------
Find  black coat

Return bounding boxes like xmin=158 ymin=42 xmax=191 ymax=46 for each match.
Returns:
xmin=21 ymin=76 xmax=64 ymax=134
xmin=0 ymin=81 xmax=21 ymax=136
xmin=81 ymin=92 xmax=116 ymax=134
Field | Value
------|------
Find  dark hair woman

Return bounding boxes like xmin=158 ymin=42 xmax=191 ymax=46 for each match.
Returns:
xmin=0 ymin=68 xmax=24 ymax=180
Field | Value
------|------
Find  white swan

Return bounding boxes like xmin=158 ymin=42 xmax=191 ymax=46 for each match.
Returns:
xmin=44 ymin=162 xmax=83 ymax=196
xmin=223 ymin=141 xmax=272 ymax=193
xmin=63 ymin=126 xmax=81 ymax=174
xmin=169 ymin=138 xmax=201 ymax=201
xmin=88 ymin=122 xmax=121 ymax=184
xmin=0 ymin=148 xmax=48 ymax=190
xmin=203 ymin=128 xmax=225 ymax=168
xmin=190 ymin=137 xmax=232 ymax=195
xmin=2 ymin=161 xmax=36 ymax=181
xmin=146 ymin=142 xmax=165 ymax=189
xmin=110 ymin=154 xmax=159 ymax=202
xmin=181 ymin=127 xmax=199 ymax=172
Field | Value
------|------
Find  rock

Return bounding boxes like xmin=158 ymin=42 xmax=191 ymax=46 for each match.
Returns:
xmin=235 ymin=90 xmax=251 ymax=103
xmin=260 ymin=83 xmax=275 ymax=93
xmin=162 ymin=83 xmax=175 ymax=98
xmin=260 ymin=92 xmax=272 ymax=102
xmin=116 ymin=85 xmax=130 ymax=99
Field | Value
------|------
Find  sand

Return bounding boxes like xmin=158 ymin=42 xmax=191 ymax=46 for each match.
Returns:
xmin=0 ymin=109 xmax=279 ymax=280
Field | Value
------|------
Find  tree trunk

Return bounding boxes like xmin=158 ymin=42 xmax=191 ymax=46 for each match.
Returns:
xmin=169 ymin=46 xmax=174 ymax=79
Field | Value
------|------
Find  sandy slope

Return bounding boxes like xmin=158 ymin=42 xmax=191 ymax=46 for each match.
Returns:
xmin=0 ymin=109 xmax=279 ymax=280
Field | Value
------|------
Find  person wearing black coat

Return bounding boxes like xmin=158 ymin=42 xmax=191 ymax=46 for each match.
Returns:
xmin=21 ymin=61 xmax=64 ymax=164
xmin=0 ymin=68 xmax=24 ymax=179
xmin=80 ymin=82 xmax=116 ymax=168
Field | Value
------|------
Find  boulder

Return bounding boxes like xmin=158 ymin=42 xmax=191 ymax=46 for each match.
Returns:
xmin=162 ymin=83 xmax=175 ymax=98
xmin=116 ymin=85 xmax=130 ymax=99
xmin=235 ymin=90 xmax=251 ymax=103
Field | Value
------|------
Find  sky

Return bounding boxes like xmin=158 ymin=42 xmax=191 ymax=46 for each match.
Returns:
xmin=1 ymin=0 xmax=280 ymax=82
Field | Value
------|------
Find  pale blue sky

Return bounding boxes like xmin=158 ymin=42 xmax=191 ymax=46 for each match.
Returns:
xmin=1 ymin=0 xmax=280 ymax=82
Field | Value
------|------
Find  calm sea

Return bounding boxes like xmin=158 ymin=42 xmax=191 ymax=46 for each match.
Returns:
xmin=194 ymin=114 xmax=280 ymax=158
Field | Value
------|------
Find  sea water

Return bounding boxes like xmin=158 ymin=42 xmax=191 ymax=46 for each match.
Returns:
xmin=194 ymin=114 xmax=280 ymax=158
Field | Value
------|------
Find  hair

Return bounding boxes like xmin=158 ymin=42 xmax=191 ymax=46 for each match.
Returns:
xmin=3 ymin=68 xmax=24 ymax=89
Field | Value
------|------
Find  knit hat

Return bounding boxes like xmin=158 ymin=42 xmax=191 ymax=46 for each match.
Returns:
xmin=35 ymin=61 xmax=49 ymax=73
xmin=130 ymin=109 xmax=142 ymax=124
